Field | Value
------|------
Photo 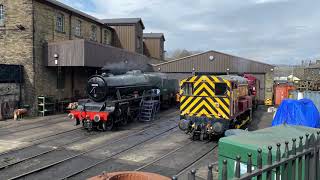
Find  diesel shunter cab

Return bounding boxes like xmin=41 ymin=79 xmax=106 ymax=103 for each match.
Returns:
xmin=178 ymin=75 xmax=254 ymax=140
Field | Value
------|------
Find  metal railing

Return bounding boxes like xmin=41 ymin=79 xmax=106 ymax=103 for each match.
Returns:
xmin=171 ymin=131 xmax=320 ymax=180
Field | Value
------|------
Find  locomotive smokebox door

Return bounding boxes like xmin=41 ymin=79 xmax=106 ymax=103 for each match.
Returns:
xmin=87 ymin=76 xmax=108 ymax=102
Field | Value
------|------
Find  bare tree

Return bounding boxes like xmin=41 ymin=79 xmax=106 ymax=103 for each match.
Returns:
xmin=166 ymin=49 xmax=203 ymax=60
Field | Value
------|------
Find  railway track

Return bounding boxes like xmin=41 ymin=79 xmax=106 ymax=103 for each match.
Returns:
xmin=60 ymin=131 xmax=217 ymax=179
xmin=0 ymin=129 xmax=100 ymax=169
xmin=0 ymin=119 xmax=76 ymax=138
xmin=0 ymin=119 xmax=162 ymax=170
xmin=175 ymin=144 xmax=218 ymax=177
xmin=0 ymin=108 xmax=178 ymax=157
xmin=0 ymin=126 xmax=82 ymax=156
xmin=0 ymin=115 xmax=66 ymax=131
xmin=58 ymin=127 xmax=180 ymax=180
xmin=1 ymin=118 xmax=178 ymax=180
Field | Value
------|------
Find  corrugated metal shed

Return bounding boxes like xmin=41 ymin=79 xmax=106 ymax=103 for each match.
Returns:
xmin=153 ymin=51 xmax=274 ymax=74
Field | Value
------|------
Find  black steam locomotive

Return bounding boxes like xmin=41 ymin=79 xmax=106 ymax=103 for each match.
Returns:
xmin=68 ymin=70 xmax=179 ymax=131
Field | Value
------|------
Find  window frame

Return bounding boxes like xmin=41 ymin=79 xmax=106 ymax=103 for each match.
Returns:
xmin=0 ymin=5 xmax=5 ymax=26
xmin=182 ymin=82 xmax=193 ymax=96
xmin=214 ymin=83 xmax=228 ymax=96
xmin=103 ymin=29 xmax=111 ymax=45
xmin=90 ymin=25 xmax=97 ymax=41
xmin=74 ymin=19 xmax=82 ymax=37
xmin=56 ymin=13 xmax=65 ymax=33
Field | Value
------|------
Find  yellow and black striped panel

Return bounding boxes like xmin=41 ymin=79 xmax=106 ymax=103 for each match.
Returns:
xmin=180 ymin=75 xmax=231 ymax=119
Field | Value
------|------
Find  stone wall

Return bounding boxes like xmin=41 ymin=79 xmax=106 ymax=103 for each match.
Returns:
xmin=33 ymin=1 xmax=110 ymax=103
xmin=304 ymin=68 xmax=320 ymax=81
xmin=0 ymin=0 xmax=34 ymax=111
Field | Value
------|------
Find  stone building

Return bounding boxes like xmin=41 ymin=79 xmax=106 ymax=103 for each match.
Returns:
xmin=0 ymin=0 xmax=165 ymax=115
xmin=304 ymin=61 xmax=320 ymax=81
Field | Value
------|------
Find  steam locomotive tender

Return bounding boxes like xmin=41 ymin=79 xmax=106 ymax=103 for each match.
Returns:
xmin=178 ymin=74 xmax=259 ymax=140
xmin=68 ymin=70 xmax=179 ymax=131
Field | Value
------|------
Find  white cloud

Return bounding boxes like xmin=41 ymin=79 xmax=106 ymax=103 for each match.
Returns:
xmin=58 ymin=0 xmax=320 ymax=64
xmin=254 ymin=0 xmax=289 ymax=4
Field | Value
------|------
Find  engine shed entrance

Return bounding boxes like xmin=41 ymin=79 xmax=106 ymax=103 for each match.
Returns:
xmin=152 ymin=51 xmax=274 ymax=104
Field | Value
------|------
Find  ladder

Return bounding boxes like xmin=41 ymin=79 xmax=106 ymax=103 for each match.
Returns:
xmin=138 ymin=90 xmax=160 ymax=122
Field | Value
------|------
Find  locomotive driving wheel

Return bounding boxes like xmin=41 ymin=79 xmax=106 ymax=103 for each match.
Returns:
xmin=102 ymin=116 xmax=114 ymax=131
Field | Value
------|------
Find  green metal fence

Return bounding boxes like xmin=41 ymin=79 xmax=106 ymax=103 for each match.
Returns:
xmin=172 ymin=131 xmax=320 ymax=180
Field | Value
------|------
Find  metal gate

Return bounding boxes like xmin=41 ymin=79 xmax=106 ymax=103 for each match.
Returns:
xmin=172 ymin=132 xmax=320 ymax=180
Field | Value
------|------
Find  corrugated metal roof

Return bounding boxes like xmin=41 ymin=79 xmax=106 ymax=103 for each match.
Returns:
xmin=102 ymin=18 xmax=145 ymax=29
xmin=143 ymin=33 xmax=165 ymax=41
xmin=153 ymin=50 xmax=274 ymax=74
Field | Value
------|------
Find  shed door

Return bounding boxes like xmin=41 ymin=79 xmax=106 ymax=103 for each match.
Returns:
xmin=253 ymin=74 xmax=265 ymax=103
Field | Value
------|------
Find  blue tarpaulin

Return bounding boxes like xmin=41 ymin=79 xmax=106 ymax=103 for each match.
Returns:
xmin=272 ymin=99 xmax=320 ymax=128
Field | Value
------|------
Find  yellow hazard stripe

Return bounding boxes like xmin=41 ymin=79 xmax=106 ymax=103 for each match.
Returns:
xmin=206 ymin=97 xmax=229 ymax=119
xmin=196 ymin=108 xmax=212 ymax=118
xmin=189 ymin=76 xmax=198 ymax=82
xmin=193 ymin=83 xmax=214 ymax=96
xmin=180 ymin=96 xmax=186 ymax=102
xmin=190 ymin=100 xmax=206 ymax=116
xmin=193 ymin=77 xmax=203 ymax=88
xmin=180 ymin=96 xmax=193 ymax=111
xmin=212 ymin=76 xmax=221 ymax=83
xmin=182 ymin=97 xmax=202 ymax=115
xmin=215 ymin=98 xmax=230 ymax=114
xmin=224 ymin=98 xmax=230 ymax=105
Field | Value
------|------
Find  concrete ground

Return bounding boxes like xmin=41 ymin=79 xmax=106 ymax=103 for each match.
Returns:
xmin=0 ymin=106 xmax=274 ymax=180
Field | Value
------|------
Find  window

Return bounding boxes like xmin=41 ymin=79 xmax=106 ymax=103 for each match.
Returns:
xmin=103 ymin=29 xmax=111 ymax=45
xmin=215 ymin=83 xmax=228 ymax=96
xmin=0 ymin=5 xmax=4 ymax=26
xmin=90 ymin=25 xmax=97 ymax=41
xmin=137 ymin=36 xmax=141 ymax=49
xmin=75 ymin=20 xmax=81 ymax=37
xmin=56 ymin=13 xmax=64 ymax=32
xmin=182 ymin=83 xmax=193 ymax=96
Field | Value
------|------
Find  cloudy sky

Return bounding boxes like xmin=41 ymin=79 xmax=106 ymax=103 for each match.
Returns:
xmin=58 ymin=0 xmax=320 ymax=65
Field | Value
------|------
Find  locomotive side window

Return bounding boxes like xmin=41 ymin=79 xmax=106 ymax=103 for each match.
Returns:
xmin=215 ymin=83 xmax=228 ymax=96
xmin=182 ymin=83 xmax=193 ymax=96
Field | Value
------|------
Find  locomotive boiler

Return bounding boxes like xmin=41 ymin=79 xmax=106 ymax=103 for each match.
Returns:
xmin=178 ymin=74 xmax=259 ymax=140
xmin=68 ymin=70 xmax=179 ymax=131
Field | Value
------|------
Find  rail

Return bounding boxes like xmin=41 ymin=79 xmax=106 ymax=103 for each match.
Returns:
xmin=171 ymin=131 xmax=320 ymax=180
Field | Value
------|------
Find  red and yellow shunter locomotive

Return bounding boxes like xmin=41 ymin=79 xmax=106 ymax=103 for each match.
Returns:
xmin=178 ymin=74 xmax=259 ymax=140
xmin=68 ymin=70 xmax=178 ymax=131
